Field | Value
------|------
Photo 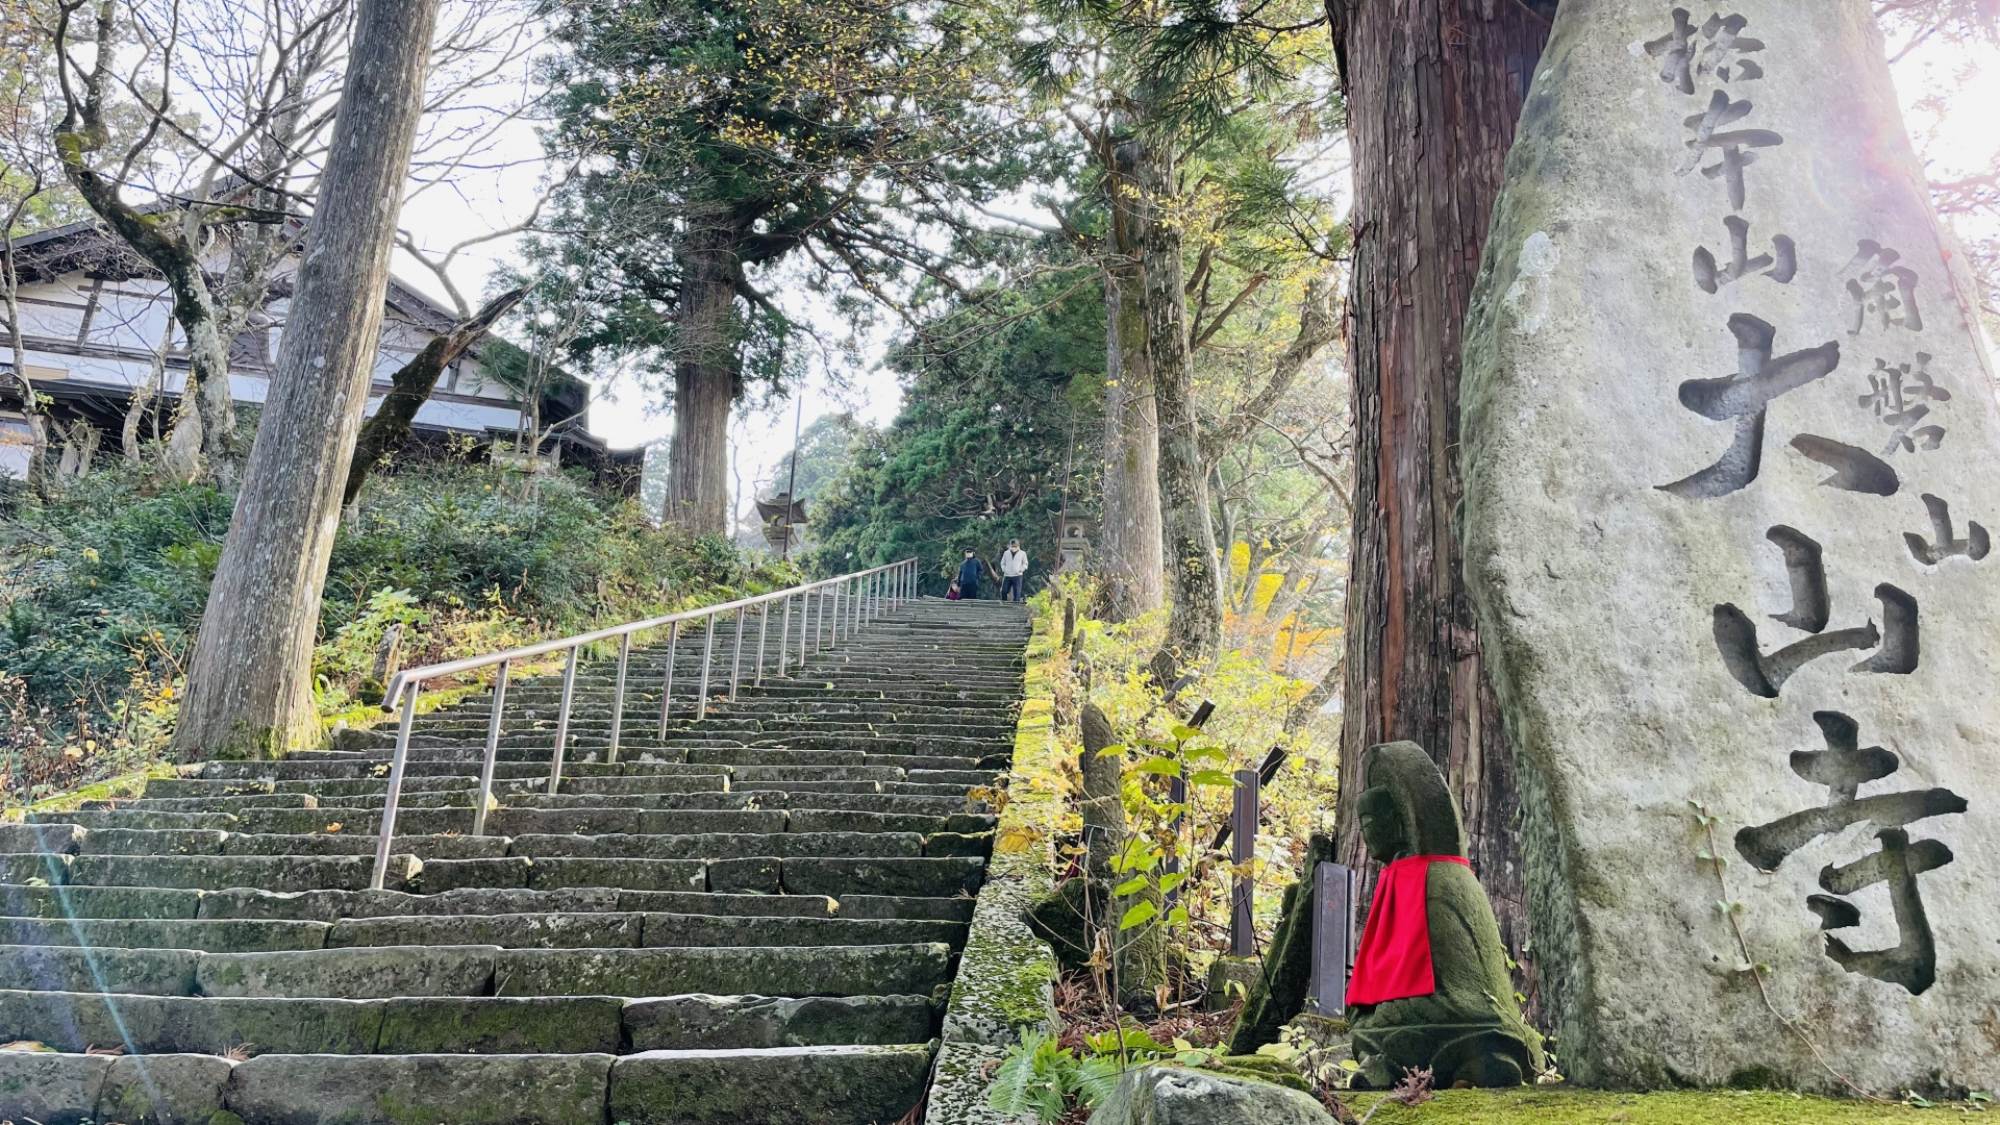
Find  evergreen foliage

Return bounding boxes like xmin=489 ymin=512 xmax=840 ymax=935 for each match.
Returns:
xmin=807 ymin=277 xmax=1104 ymax=590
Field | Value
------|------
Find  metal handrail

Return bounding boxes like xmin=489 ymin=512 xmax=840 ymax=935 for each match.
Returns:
xmin=369 ymin=557 xmax=920 ymax=889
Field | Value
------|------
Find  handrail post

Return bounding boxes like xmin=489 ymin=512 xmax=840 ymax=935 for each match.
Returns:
xmin=777 ymin=595 xmax=793 ymax=678
xmin=729 ymin=606 xmax=746 ymax=700
xmin=696 ymin=614 xmax=715 ymax=719
xmin=472 ymin=661 xmax=509 ymax=838
xmin=607 ymin=633 xmax=631 ymax=765
xmin=548 ymin=646 xmax=579 ymax=795
xmin=812 ymin=588 xmax=825 ymax=654
xmin=658 ymin=621 xmax=679 ymax=737
xmin=370 ymin=684 xmax=420 ymax=891
xmin=755 ymin=601 xmax=771 ymax=685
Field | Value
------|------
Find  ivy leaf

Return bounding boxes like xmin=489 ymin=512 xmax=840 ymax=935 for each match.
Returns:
xmin=1119 ymin=899 xmax=1159 ymax=930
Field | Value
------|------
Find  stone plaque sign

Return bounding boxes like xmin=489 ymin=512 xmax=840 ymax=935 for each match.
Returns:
xmin=1461 ymin=0 xmax=1998 ymax=1092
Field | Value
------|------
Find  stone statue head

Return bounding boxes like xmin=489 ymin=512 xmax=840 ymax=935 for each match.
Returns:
xmin=1356 ymin=741 xmax=1470 ymax=862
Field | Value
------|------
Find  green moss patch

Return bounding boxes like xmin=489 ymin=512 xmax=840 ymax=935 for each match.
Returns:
xmin=1344 ymin=1088 xmax=1964 ymax=1123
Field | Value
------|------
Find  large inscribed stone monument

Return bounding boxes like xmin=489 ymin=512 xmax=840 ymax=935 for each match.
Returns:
xmin=1460 ymin=0 xmax=1999 ymax=1092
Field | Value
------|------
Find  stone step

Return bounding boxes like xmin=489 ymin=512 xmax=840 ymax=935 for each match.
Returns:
xmin=0 ymin=988 xmax=938 ymax=1055
xmin=22 ymin=850 xmax=984 ymax=897
xmin=0 ymin=1044 xmax=932 ymax=1125
xmin=2 ymin=596 xmax=1023 ymax=1124
xmin=10 ymin=826 xmax=960 ymax=863
xmin=0 ymin=940 xmax=951 ymax=999
xmin=0 ymin=883 xmax=973 ymax=923
xmin=0 ymin=909 xmax=964 ymax=952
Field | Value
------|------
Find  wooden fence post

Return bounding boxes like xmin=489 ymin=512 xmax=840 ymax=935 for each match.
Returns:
xmin=1229 ymin=768 xmax=1259 ymax=957
xmin=1306 ymin=861 xmax=1359 ymax=1014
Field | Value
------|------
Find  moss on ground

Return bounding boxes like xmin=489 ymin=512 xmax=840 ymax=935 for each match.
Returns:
xmin=5 ymin=762 xmax=178 ymax=819
xmin=1343 ymin=1088 xmax=1972 ymax=1123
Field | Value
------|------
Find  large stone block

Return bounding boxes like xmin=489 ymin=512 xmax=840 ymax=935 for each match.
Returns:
xmin=1087 ymin=1066 xmax=1335 ymax=1125
xmin=0 ymin=1051 xmax=112 ymax=1125
xmin=223 ymin=1052 xmax=613 ymax=1124
xmin=1460 ymin=0 xmax=2000 ymax=1092
xmin=98 ymin=1053 xmax=235 ymax=1125
xmin=606 ymin=1044 xmax=931 ymax=1125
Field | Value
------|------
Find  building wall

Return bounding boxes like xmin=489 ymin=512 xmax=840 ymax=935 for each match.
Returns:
xmin=5 ymin=265 xmax=529 ymax=441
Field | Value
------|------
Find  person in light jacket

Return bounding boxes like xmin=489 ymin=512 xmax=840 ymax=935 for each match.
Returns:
xmin=998 ymin=540 xmax=1029 ymax=602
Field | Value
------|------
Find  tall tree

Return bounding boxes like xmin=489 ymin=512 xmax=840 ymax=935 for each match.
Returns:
xmin=1009 ymin=0 xmax=1335 ymax=668
xmin=170 ymin=0 xmax=439 ymax=757
xmin=1326 ymin=0 xmax=1553 ymax=979
xmin=536 ymin=0 xmax=1042 ymax=534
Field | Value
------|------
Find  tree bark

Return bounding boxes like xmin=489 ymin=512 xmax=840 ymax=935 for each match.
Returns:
xmin=1100 ymin=271 xmax=1165 ymax=620
xmin=342 ymin=286 xmax=526 ymax=505
xmin=172 ymin=0 xmax=440 ymax=758
xmin=663 ymin=220 xmax=742 ymax=535
xmin=2 ymin=233 xmax=50 ymax=491
xmin=1328 ymin=0 xmax=1551 ymax=979
xmin=1140 ymin=144 xmax=1222 ymax=671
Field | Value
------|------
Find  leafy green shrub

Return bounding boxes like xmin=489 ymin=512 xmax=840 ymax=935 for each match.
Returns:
xmin=1 ymin=460 xmax=791 ymax=802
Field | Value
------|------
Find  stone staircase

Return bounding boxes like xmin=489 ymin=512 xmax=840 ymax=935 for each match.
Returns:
xmin=0 ymin=595 xmax=1029 ymax=1125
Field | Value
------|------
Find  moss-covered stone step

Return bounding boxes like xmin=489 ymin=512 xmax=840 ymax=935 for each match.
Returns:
xmin=313 ymin=910 xmax=963 ymax=950
xmin=55 ymin=941 xmax=951 ymax=1001
xmin=58 ymin=852 xmax=421 ymax=892
xmin=623 ymin=993 xmax=936 ymax=1050
xmin=0 ymin=881 xmax=976 ymax=924
xmin=0 ymin=883 xmax=201 ymax=919
xmin=0 ymin=916 xmax=331 ymax=953
xmin=506 ymin=830 xmax=924 ymax=860
xmin=227 ymin=1051 xmax=618 ymax=1125
xmin=607 ymin=1043 xmax=933 ymax=1125
xmin=0 ymin=1043 xmax=940 ymax=1125
xmin=489 ymin=942 xmax=952 ymax=1000
xmin=0 ymin=989 xmax=635 ymax=1056
xmin=24 ymin=809 xmax=239 ymax=831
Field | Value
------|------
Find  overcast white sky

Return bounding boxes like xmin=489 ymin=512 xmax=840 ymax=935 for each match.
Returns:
xmin=388 ymin=15 xmax=2000 ymax=515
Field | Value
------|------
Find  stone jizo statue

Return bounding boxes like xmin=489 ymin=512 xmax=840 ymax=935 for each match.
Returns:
xmin=1345 ymin=741 xmax=1544 ymax=1088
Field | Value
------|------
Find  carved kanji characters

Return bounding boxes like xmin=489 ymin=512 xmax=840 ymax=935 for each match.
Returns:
xmin=1711 ymin=526 xmax=1918 ymax=697
xmin=1659 ymin=314 xmax=1840 ymax=499
xmin=1905 ymin=493 xmax=1989 ymax=565
xmin=1843 ymin=241 xmax=1924 ymax=334
xmin=1678 ymin=90 xmax=1783 ymax=211
xmin=1645 ymin=8 xmax=1767 ymax=96
xmin=1735 ymin=712 xmax=1965 ymax=996
xmin=1694 ymin=215 xmax=1797 ymax=293
xmin=1860 ymin=354 xmax=1949 ymax=454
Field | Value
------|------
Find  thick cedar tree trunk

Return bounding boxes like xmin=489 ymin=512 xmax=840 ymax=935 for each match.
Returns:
xmin=1098 ymin=133 xmax=1166 ymax=623
xmin=664 ymin=222 xmax=743 ymax=536
xmin=171 ymin=0 xmax=440 ymax=758
xmin=1100 ymin=273 xmax=1165 ymax=620
xmin=1328 ymin=0 xmax=1551 ymax=979
xmin=341 ymin=286 xmax=527 ymax=505
xmin=1138 ymin=145 xmax=1222 ymax=668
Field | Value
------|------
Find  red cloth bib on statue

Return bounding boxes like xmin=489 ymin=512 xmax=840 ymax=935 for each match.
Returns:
xmin=1345 ymin=854 xmax=1471 ymax=1007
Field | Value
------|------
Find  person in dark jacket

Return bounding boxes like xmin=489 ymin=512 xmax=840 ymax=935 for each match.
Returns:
xmin=955 ymin=549 xmax=986 ymax=600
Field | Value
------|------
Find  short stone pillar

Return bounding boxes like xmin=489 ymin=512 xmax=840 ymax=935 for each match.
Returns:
xmin=1461 ymin=0 xmax=1999 ymax=1092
